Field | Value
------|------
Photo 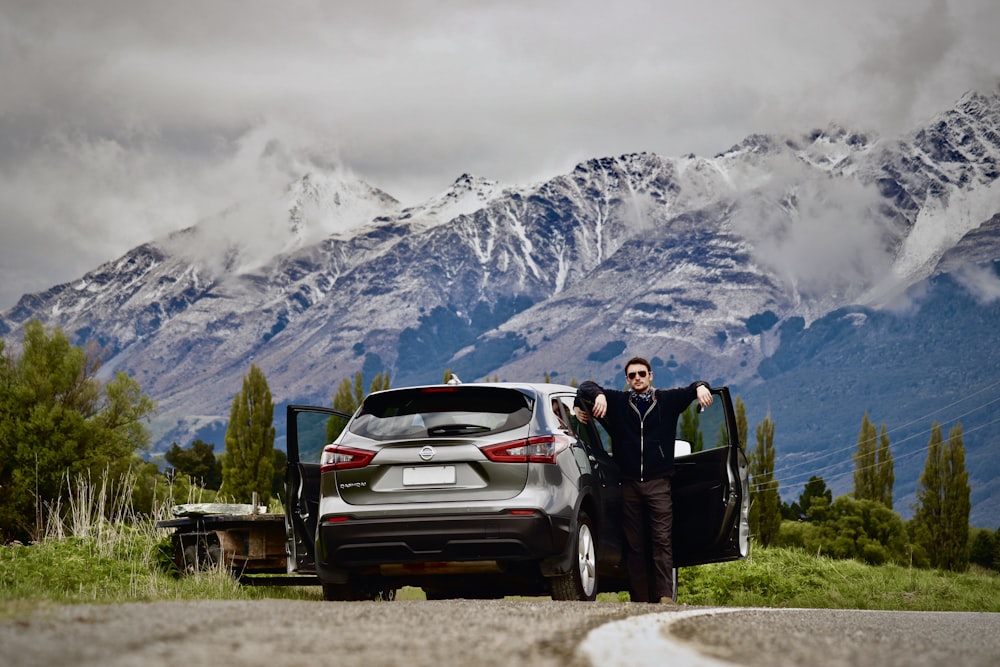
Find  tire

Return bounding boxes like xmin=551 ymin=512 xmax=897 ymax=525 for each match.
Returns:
xmin=181 ymin=544 xmax=200 ymax=574
xmin=550 ymin=511 xmax=598 ymax=601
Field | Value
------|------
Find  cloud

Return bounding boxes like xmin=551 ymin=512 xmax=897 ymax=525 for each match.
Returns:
xmin=1 ymin=0 xmax=999 ymax=309
xmin=729 ymin=154 xmax=894 ymax=303
xmin=954 ymin=263 xmax=1000 ymax=304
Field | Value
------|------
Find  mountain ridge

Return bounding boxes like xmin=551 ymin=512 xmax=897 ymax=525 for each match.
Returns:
xmin=3 ymin=86 xmax=999 ymax=525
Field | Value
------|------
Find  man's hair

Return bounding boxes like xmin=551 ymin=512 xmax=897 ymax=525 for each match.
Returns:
xmin=624 ymin=356 xmax=651 ymax=373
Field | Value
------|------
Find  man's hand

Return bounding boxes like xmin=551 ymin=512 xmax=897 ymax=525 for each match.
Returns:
xmin=697 ymin=384 xmax=714 ymax=408
xmin=591 ymin=393 xmax=608 ymax=418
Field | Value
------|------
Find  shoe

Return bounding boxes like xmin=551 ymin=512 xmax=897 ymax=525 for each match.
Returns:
xmin=658 ymin=596 xmax=677 ymax=606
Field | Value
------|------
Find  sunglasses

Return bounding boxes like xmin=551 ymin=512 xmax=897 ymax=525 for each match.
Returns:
xmin=626 ymin=370 xmax=649 ymax=380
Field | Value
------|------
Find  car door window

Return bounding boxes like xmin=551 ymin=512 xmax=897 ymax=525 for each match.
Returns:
xmin=675 ymin=400 xmax=730 ymax=457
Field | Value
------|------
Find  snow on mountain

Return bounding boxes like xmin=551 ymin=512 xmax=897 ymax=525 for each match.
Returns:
xmin=2 ymin=87 xmax=999 ymax=469
xmin=398 ymin=173 xmax=509 ymax=231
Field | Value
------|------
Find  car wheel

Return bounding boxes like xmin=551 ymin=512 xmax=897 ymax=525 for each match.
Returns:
xmin=181 ymin=544 xmax=200 ymax=574
xmin=551 ymin=511 xmax=598 ymax=601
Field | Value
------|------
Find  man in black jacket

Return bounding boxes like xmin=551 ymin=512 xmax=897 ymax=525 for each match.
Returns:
xmin=575 ymin=356 xmax=713 ymax=603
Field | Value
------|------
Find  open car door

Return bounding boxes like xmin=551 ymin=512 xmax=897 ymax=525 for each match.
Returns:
xmin=285 ymin=405 xmax=352 ymax=575
xmin=672 ymin=386 xmax=749 ymax=567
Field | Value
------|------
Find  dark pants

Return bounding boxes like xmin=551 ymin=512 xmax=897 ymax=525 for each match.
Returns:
xmin=622 ymin=477 xmax=673 ymax=602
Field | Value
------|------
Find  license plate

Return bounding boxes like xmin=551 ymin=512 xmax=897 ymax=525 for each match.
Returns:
xmin=403 ymin=465 xmax=456 ymax=486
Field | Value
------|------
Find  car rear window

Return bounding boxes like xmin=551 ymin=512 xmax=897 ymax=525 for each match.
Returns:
xmin=348 ymin=386 xmax=533 ymax=441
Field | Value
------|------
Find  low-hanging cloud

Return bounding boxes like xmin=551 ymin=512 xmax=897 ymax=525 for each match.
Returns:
xmin=954 ymin=263 xmax=1000 ymax=304
xmin=730 ymin=155 xmax=895 ymax=305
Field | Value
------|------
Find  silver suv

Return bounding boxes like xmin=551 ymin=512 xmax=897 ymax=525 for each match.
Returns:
xmin=284 ymin=382 xmax=748 ymax=601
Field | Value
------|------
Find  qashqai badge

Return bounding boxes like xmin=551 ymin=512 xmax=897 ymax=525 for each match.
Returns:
xmin=418 ymin=445 xmax=436 ymax=461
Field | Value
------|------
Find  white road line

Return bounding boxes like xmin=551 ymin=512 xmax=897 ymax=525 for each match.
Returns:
xmin=577 ymin=607 xmax=751 ymax=667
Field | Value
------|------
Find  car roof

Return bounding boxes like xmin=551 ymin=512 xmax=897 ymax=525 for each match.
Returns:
xmin=366 ymin=381 xmax=578 ymax=397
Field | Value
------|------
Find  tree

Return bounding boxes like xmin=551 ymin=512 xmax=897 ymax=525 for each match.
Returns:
xmin=328 ymin=370 xmax=391 ymax=442
xmin=811 ymin=497 xmax=909 ymax=565
xmin=875 ymin=424 xmax=894 ymax=509
xmin=853 ymin=414 xmax=894 ymax=508
xmin=748 ymin=415 xmax=780 ymax=546
xmin=969 ymin=527 xmax=997 ymax=571
xmin=678 ymin=404 xmax=704 ymax=453
xmin=220 ymin=364 xmax=275 ymax=504
xmin=782 ymin=475 xmax=833 ymax=521
xmin=912 ymin=422 xmax=971 ymax=571
xmin=853 ymin=413 xmax=878 ymax=501
xmin=164 ymin=439 xmax=222 ymax=490
xmin=0 ymin=321 xmax=155 ymax=541
xmin=734 ymin=397 xmax=748 ymax=452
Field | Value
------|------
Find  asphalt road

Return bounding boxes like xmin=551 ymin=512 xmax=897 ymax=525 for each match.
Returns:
xmin=1 ymin=600 xmax=998 ymax=667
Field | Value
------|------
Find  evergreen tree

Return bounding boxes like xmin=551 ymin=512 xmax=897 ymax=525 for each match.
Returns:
xmin=220 ymin=364 xmax=275 ymax=504
xmin=748 ymin=415 xmax=780 ymax=546
xmin=912 ymin=422 xmax=971 ymax=571
xmin=798 ymin=475 xmax=833 ymax=521
xmin=164 ymin=439 xmax=222 ymax=490
xmin=969 ymin=528 xmax=997 ymax=570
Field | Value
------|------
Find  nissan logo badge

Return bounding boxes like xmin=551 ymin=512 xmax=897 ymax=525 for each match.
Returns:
xmin=419 ymin=445 xmax=436 ymax=461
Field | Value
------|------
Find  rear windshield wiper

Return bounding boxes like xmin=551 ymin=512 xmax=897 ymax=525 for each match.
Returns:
xmin=427 ymin=424 xmax=492 ymax=436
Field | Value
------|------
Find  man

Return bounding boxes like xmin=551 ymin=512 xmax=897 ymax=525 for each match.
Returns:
xmin=575 ymin=356 xmax=713 ymax=603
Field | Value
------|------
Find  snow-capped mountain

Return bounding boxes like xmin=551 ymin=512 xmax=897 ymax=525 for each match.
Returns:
xmin=3 ymin=87 xmax=1000 ymax=525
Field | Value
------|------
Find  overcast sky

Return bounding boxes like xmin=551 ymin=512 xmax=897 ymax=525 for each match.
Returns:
xmin=1 ymin=0 xmax=999 ymax=310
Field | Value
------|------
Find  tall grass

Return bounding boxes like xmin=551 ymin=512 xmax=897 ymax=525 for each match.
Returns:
xmin=0 ymin=469 xmax=320 ymax=616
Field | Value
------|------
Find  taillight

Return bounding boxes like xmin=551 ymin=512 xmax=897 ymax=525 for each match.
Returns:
xmin=481 ymin=434 xmax=570 ymax=464
xmin=320 ymin=444 xmax=376 ymax=472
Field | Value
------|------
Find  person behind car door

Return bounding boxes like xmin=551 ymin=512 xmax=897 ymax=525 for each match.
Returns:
xmin=575 ymin=356 xmax=712 ymax=603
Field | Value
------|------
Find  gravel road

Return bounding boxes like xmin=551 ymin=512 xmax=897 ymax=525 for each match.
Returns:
xmin=3 ymin=600 xmax=998 ymax=667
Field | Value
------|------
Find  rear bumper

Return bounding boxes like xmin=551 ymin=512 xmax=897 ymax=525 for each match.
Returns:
xmin=315 ymin=510 xmax=571 ymax=577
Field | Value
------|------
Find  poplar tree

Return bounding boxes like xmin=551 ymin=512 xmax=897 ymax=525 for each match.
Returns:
xmin=220 ymin=364 xmax=275 ymax=504
xmin=875 ymin=424 xmax=895 ymax=509
xmin=853 ymin=413 xmax=878 ymax=501
xmin=912 ymin=422 xmax=971 ymax=571
xmin=735 ymin=397 xmax=748 ymax=452
xmin=328 ymin=371 xmax=391 ymax=441
xmin=679 ymin=404 xmax=704 ymax=453
xmin=748 ymin=415 xmax=780 ymax=546
xmin=853 ymin=413 xmax=894 ymax=508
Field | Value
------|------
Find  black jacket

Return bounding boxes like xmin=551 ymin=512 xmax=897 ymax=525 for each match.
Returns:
xmin=576 ymin=380 xmax=706 ymax=481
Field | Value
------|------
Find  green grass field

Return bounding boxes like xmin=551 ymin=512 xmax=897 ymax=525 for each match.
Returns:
xmin=3 ymin=527 xmax=998 ymax=617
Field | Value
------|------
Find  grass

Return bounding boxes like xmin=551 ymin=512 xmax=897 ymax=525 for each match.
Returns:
xmin=678 ymin=546 xmax=1000 ymax=612
xmin=3 ymin=473 xmax=998 ymax=615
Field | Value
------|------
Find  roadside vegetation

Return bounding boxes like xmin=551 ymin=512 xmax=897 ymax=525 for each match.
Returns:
xmin=2 ymin=321 xmax=999 ymax=618
xmin=4 ymin=500 xmax=999 ymax=616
